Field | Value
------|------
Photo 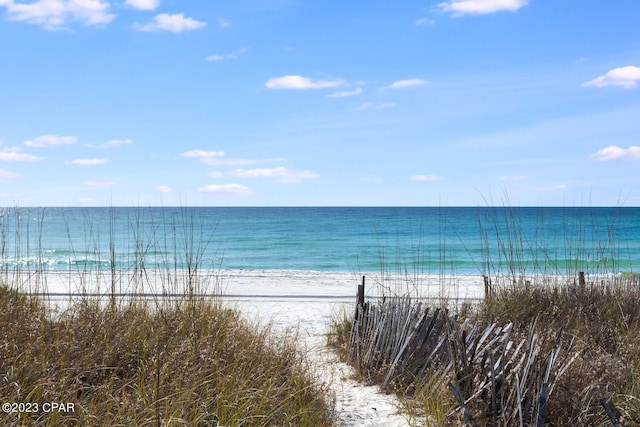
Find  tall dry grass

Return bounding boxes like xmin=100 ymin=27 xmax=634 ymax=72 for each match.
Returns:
xmin=0 ymin=287 xmax=334 ymax=426
xmin=329 ymin=276 xmax=640 ymax=426
xmin=472 ymin=275 xmax=640 ymax=426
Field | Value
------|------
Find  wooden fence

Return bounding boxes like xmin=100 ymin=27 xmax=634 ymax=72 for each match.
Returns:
xmin=347 ymin=276 xmax=596 ymax=426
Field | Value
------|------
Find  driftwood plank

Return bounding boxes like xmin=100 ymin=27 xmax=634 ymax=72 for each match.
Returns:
xmin=383 ymin=303 xmax=430 ymax=388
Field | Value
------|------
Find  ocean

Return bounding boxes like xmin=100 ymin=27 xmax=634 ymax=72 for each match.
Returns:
xmin=1 ymin=206 xmax=639 ymax=278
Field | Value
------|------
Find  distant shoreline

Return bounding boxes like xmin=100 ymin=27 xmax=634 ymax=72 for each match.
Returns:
xmin=5 ymin=267 xmax=627 ymax=303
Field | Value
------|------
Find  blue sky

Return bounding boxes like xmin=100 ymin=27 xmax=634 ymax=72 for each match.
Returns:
xmin=0 ymin=0 xmax=639 ymax=206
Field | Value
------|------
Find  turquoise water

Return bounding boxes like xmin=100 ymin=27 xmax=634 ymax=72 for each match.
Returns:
xmin=0 ymin=206 xmax=638 ymax=276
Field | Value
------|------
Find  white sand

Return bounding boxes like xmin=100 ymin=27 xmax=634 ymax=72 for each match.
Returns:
xmin=13 ymin=269 xmax=489 ymax=426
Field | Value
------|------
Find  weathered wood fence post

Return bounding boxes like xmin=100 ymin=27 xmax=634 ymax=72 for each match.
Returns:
xmin=355 ymin=275 xmax=365 ymax=321
xmin=483 ymin=275 xmax=492 ymax=299
xmin=579 ymin=271 xmax=586 ymax=293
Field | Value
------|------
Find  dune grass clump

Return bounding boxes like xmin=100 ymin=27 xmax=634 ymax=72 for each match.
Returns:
xmin=328 ymin=275 xmax=640 ymax=426
xmin=472 ymin=276 xmax=640 ymax=426
xmin=0 ymin=286 xmax=334 ymax=426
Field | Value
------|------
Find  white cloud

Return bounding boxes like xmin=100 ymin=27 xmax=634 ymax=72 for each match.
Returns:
xmin=327 ymin=88 xmax=362 ymax=98
xmin=217 ymin=17 xmax=231 ymax=29
xmin=0 ymin=169 xmax=21 ymax=181
xmin=265 ymin=75 xmax=344 ymax=90
xmin=500 ymin=175 xmax=526 ymax=181
xmin=0 ymin=0 xmax=114 ymax=30
xmin=24 ymin=134 xmax=77 ymax=147
xmin=590 ymin=145 xmax=640 ymax=161
xmin=230 ymin=167 xmax=319 ymax=183
xmin=66 ymin=158 xmax=107 ymax=165
xmin=125 ymin=0 xmax=159 ymax=10
xmin=135 ymin=13 xmax=206 ymax=33
xmin=197 ymin=184 xmax=252 ymax=194
xmin=0 ymin=147 xmax=42 ymax=162
xmin=536 ymin=184 xmax=567 ymax=192
xmin=410 ymin=174 xmax=442 ymax=182
xmin=88 ymin=138 xmax=134 ymax=148
xmin=205 ymin=165 xmax=318 ymax=183
xmin=85 ymin=180 xmax=115 ymax=186
xmin=355 ymin=102 xmax=396 ymax=111
xmin=206 ymin=47 xmax=249 ymax=62
xmin=438 ymin=0 xmax=528 ymax=16
xmin=385 ymin=78 xmax=427 ymax=89
xmin=155 ymin=185 xmax=172 ymax=193
xmin=181 ymin=149 xmax=286 ymax=166
xmin=202 ymin=157 xmax=286 ymax=166
xmin=583 ymin=66 xmax=640 ymax=89
xmin=180 ymin=149 xmax=225 ymax=159
xmin=416 ymin=18 xmax=435 ymax=26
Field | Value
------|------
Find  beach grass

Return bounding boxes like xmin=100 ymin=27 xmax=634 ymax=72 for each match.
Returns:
xmin=329 ymin=275 xmax=640 ymax=426
xmin=0 ymin=287 xmax=335 ymax=426
xmin=471 ymin=275 xmax=640 ymax=426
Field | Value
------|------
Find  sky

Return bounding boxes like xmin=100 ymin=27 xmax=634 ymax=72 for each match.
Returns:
xmin=0 ymin=0 xmax=639 ymax=207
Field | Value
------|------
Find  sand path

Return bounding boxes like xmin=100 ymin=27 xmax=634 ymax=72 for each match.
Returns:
xmin=302 ymin=330 xmax=411 ymax=427
xmin=228 ymin=294 xmax=413 ymax=427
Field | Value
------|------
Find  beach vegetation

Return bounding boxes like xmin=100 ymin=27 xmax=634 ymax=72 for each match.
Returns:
xmin=0 ymin=287 xmax=335 ymax=426
xmin=330 ymin=275 xmax=640 ymax=426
